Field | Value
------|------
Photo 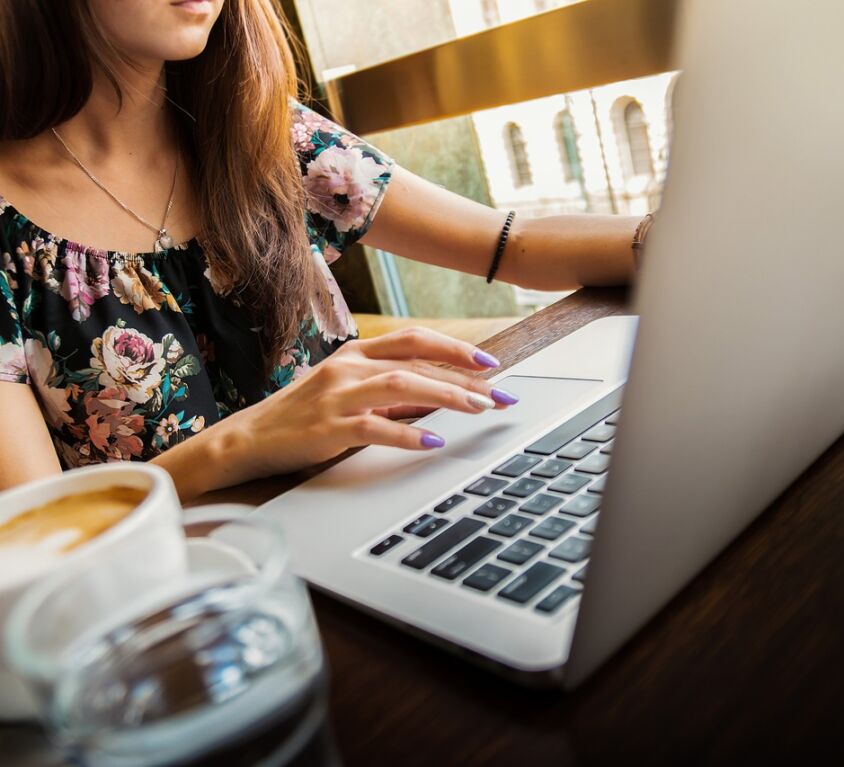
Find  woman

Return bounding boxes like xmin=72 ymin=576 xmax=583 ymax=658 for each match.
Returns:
xmin=0 ymin=0 xmax=641 ymax=502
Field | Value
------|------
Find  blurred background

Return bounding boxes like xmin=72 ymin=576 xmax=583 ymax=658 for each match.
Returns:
xmin=284 ymin=0 xmax=678 ymax=340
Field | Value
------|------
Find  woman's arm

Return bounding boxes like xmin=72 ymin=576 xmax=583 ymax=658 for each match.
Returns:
xmin=0 ymin=380 xmax=232 ymax=500
xmin=153 ymin=327 xmax=514 ymax=502
xmin=1 ymin=329 xmax=518 ymax=503
xmin=0 ymin=383 xmax=63 ymax=490
xmin=362 ymin=165 xmax=639 ymax=290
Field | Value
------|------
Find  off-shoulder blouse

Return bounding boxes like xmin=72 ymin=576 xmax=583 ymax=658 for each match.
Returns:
xmin=0 ymin=103 xmax=393 ymax=467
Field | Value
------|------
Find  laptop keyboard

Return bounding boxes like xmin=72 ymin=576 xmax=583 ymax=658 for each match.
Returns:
xmin=366 ymin=387 xmax=623 ymax=617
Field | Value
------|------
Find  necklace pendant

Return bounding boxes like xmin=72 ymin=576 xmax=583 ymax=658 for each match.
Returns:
xmin=155 ymin=230 xmax=174 ymax=252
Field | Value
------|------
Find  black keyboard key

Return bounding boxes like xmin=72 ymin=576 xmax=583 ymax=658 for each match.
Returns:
xmin=463 ymin=564 xmax=512 ymax=592
xmin=580 ymin=514 xmax=599 ymax=535
xmin=474 ymin=497 xmax=518 ymax=519
xmin=577 ymin=453 xmax=611 ymax=474
xmin=401 ymin=517 xmax=485 ymax=570
xmin=573 ymin=564 xmax=588 ymax=583
xmin=520 ymin=493 xmax=564 ymax=516
xmin=550 ymin=536 xmax=592 ymax=563
xmin=560 ymin=493 xmax=601 ymax=517
xmin=524 ymin=424 xmax=578 ymax=456
xmin=530 ymin=517 xmax=576 ymax=541
xmin=434 ymin=494 xmax=466 ymax=514
xmin=499 ymin=562 xmax=565 ymax=604
xmin=431 ymin=536 xmax=501 ymax=581
xmin=403 ymin=514 xmax=449 ymax=538
xmin=531 ymin=459 xmax=572 ymax=479
xmin=549 ymin=473 xmax=590 ymax=494
xmin=503 ymin=477 xmax=545 ymax=498
xmin=369 ymin=535 xmax=404 ymax=557
xmin=581 ymin=424 xmax=616 ymax=443
xmin=556 ymin=441 xmax=596 ymax=460
xmin=465 ymin=476 xmax=509 ymax=496
xmin=489 ymin=514 xmax=534 ymax=538
xmin=493 ymin=454 xmax=542 ymax=478
xmin=536 ymin=585 xmax=580 ymax=614
xmin=524 ymin=387 xmax=624 ymax=455
xmin=588 ymin=476 xmax=607 ymax=494
xmin=498 ymin=540 xmax=545 ymax=565
xmin=561 ymin=494 xmax=601 ymax=517
xmin=421 ymin=518 xmax=450 ymax=536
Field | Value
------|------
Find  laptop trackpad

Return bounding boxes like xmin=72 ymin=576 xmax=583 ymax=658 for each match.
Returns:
xmin=419 ymin=375 xmax=602 ymax=462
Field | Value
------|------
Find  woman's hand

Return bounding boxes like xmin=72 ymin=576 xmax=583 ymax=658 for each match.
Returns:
xmin=217 ymin=326 xmax=519 ymax=484
xmin=154 ymin=326 xmax=519 ymax=501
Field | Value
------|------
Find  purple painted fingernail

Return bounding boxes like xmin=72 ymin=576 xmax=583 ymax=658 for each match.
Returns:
xmin=473 ymin=350 xmax=500 ymax=368
xmin=491 ymin=387 xmax=519 ymax=406
xmin=421 ymin=432 xmax=446 ymax=449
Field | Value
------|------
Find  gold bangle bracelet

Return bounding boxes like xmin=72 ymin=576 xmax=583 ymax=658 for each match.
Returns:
xmin=631 ymin=212 xmax=655 ymax=270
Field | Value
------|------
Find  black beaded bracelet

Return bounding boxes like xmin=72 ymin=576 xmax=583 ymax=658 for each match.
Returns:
xmin=486 ymin=210 xmax=516 ymax=284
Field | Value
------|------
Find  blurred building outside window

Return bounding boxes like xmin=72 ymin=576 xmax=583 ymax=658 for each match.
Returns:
xmin=294 ymin=0 xmax=676 ymax=317
xmin=505 ymin=123 xmax=534 ymax=188
xmin=481 ymin=0 xmax=502 ymax=27
xmin=616 ymin=99 xmax=656 ymax=179
xmin=448 ymin=0 xmax=676 ymax=312
xmin=455 ymin=0 xmax=584 ymax=29
xmin=554 ymin=108 xmax=584 ymax=185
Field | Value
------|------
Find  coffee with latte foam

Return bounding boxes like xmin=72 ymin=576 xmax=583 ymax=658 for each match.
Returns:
xmin=0 ymin=486 xmax=146 ymax=562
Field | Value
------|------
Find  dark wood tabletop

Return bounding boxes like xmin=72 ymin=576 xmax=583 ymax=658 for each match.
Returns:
xmin=4 ymin=287 xmax=843 ymax=766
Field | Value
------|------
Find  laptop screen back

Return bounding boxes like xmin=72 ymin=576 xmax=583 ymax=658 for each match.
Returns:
xmin=565 ymin=0 xmax=844 ymax=687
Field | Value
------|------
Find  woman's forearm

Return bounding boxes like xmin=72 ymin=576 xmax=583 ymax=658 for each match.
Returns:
xmin=150 ymin=417 xmax=249 ymax=503
xmin=498 ymin=214 xmax=639 ymax=291
xmin=363 ymin=166 xmax=640 ymax=292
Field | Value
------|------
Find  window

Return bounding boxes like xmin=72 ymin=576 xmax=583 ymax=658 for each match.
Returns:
xmin=481 ymin=0 xmax=501 ymax=28
xmin=505 ymin=123 xmax=533 ymax=187
xmin=292 ymin=0 xmax=677 ymax=318
xmin=664 ymin=72 xmax=680 ymax=148
xmin=554 ymin=110 xmax=583 ymax=183
xmin=616 ymin=99 xmax=654 ymax=178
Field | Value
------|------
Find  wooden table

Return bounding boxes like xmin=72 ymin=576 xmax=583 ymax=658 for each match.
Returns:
xmin=4 ymin=288 xmax=843 ymax=765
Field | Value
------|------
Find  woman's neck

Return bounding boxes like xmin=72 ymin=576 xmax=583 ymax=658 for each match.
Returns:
xmin=54 ymin=61 xmax=175 ymax=163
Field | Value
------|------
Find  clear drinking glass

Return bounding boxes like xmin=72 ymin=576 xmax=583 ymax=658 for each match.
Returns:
xmin=5 ymin=509 xmax=340 ymax=767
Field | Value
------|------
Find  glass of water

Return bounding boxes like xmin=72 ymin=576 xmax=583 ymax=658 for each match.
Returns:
xmin=5 ymin=508 xmax=340 ymax=767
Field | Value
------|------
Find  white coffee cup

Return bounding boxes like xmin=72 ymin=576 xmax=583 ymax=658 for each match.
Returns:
xmin=0 ymin=463 xmax=188 ymax=721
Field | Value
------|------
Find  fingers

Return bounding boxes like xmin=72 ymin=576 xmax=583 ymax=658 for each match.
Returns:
xmin=362 ymin=358 xmax=516 ymax=409
xmin=355 ymin=326 xmax=500 ymax=372
xmin=341 ymin=414 xmax=446 ymax=451
xmin=339 ymin=370 xmax=500 ymax=415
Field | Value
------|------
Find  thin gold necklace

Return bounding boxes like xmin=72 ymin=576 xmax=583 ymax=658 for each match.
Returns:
xmin=51 ymin=127 xmax=179 ymax=253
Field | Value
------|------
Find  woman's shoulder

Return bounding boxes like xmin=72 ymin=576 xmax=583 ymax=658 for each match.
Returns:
xmin=290 ymin=101 xmax=394 ymax=255
xmin=0 ymin=144 xmax=28 ymax=218
xmin=0 ymin=136 xmax=64 ymax=234
xmin=0 ymin=135 xmax=54 ymax=185
xmin=0 ymin=148 xmax=26 ymax=255
xmin=290 ymin=100 xmax=392 ymax=166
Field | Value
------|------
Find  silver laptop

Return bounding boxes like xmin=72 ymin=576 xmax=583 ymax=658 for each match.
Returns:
xmin=258 ymin=0 xmax=844 ymax=688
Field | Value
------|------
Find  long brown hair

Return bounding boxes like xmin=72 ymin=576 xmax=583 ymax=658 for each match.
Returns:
xmin=0 ymin=0 xmax=329 ymax=365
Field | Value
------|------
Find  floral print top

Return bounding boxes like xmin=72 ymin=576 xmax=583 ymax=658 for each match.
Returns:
xmin=0 ymin=103 xmax=393 ymax=468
